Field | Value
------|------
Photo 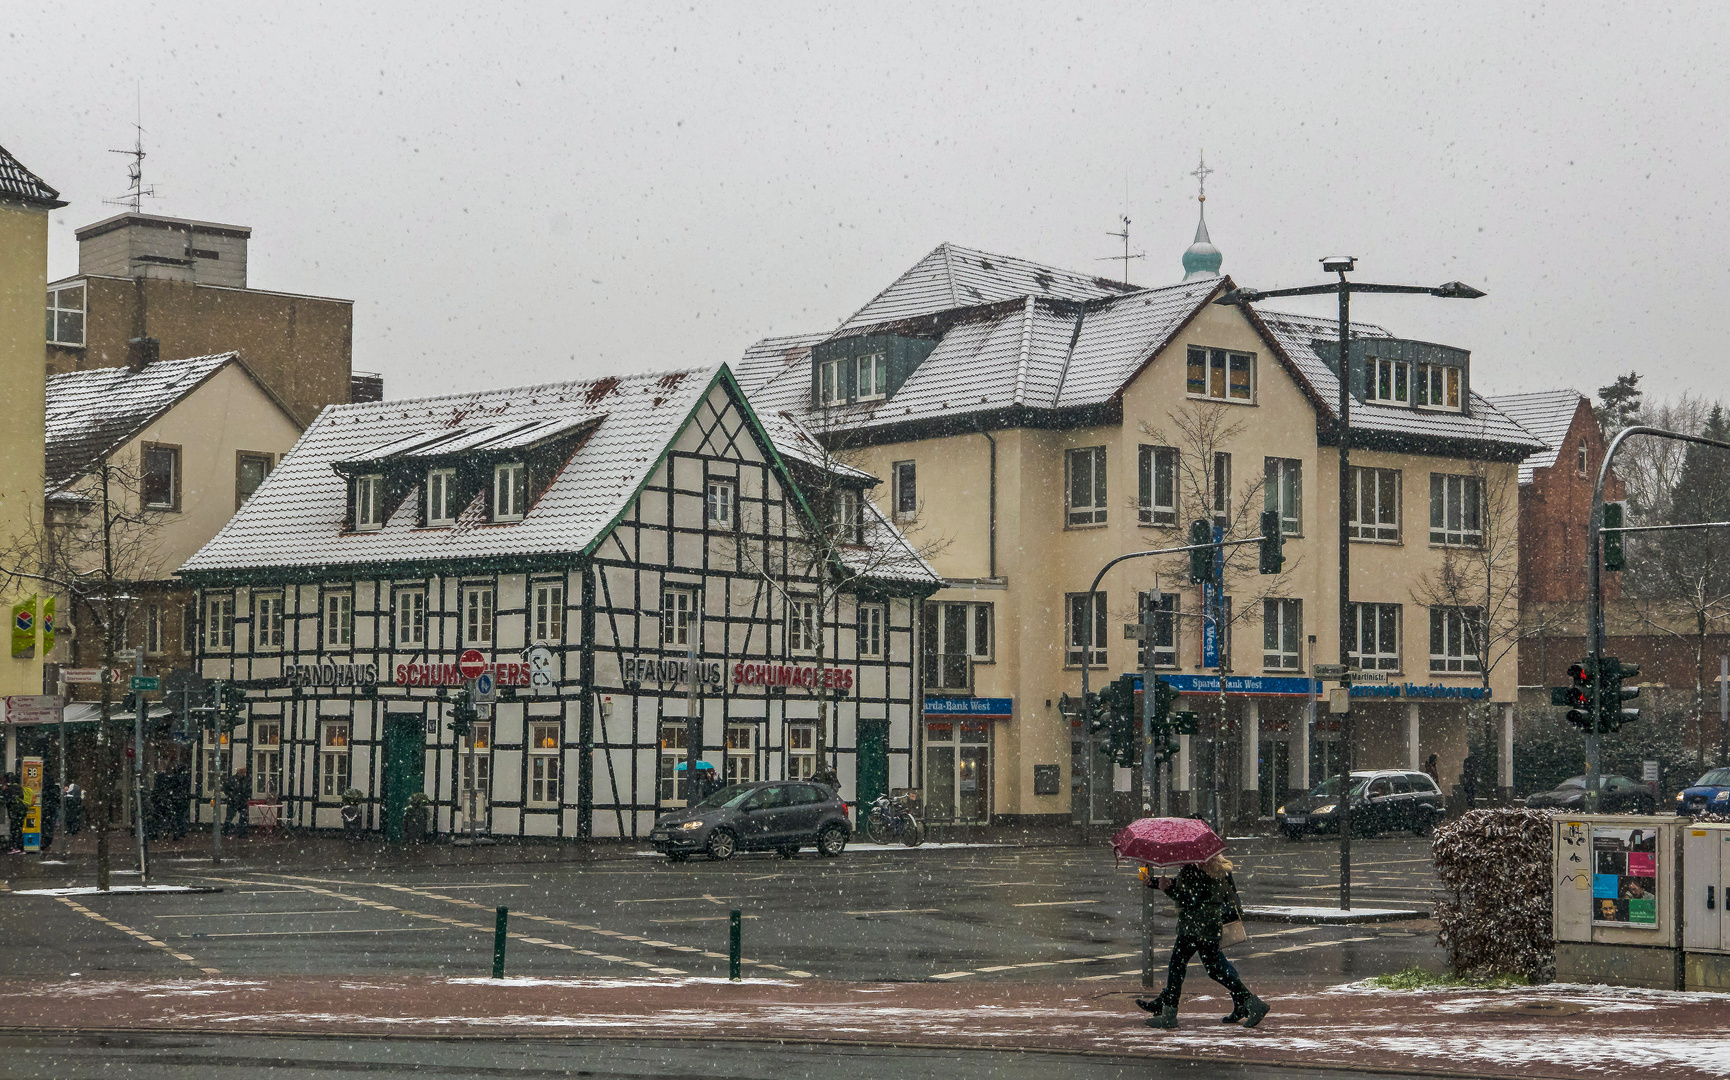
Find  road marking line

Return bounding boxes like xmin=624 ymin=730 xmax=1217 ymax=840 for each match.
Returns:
xmin=55 ymin=897 xmax=212 ymax=973
xmin=1011 ymin=900 xmax=1099 ymax=907
xmin=182 ymin=927 xmax=447 ymax=938
xmin=974 ymin=965 xmax=1019 ymax=972
xmin=929 ymin=971 xmax=976 ymax=980
xmin=649 ymin=915 xmax=759 ymax=923
xmin=152 ymin=910 xmax=354 ymax=919
xmin=613 ymin=895 xmax=737 ymax=904
xmin=1076 ymin=973 xmax=1124 ymax=982
xmin=845 ymin=908 xmax=941 ymax=915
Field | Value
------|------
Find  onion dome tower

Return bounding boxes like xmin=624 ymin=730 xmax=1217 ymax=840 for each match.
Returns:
xmin=1181 ymin=152 xmax=1223 ymax=282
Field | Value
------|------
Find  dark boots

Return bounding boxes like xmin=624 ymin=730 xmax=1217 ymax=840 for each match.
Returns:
xmin=1144 ymin=1003 xmax=1179 ymax=1029
xmin=1242 ymin=994 xmax=1270 ymax=1028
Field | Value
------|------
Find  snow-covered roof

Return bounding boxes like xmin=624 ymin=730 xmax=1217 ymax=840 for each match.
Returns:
xmin=0 ymin=143 xmax=63 ymax=208
xmin=46 ymin=353 xmax=241 ymax=493
xmin=1484 ymin=390 xmax=1587 ymax=483
xmin=835 ymin=242 xmax=1136 ymax=335
xmin=180 ymin=365 xmax=941 ymax=591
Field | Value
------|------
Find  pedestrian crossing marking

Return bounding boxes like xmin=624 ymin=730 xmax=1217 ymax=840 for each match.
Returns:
xmin=53 ymin=897 xmax=212 ymax=973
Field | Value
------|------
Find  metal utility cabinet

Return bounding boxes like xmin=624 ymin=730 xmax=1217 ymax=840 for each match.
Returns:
xmin=1552 ymin=815 xmax=1683 ymax=990
xmin=1682 ymin=823 xmax=1730 ymax=991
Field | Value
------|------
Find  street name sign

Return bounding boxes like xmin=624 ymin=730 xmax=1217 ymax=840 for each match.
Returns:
xmin=1312 ymin=664 xmax=1348 ymax=679
xmin=130 ymin=676 xmax=161 ymax=691
xmin=61 ymin=667 xmax=123 ymax=684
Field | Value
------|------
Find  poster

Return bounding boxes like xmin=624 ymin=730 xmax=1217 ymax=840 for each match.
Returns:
xmin=1591 ymin=826 xmax=1658 ymax=927
xmin=19 ymin=756 xmax=42 ymax=852
xmin=11 ymin=596 xmax=34 ymax=658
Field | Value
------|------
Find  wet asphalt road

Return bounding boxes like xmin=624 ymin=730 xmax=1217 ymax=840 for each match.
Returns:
xmin=0 ymin=836 xmax=1444 ymax=984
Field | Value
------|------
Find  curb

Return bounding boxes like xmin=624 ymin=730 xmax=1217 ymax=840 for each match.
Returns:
xmin=1241 ymin=906 xmax=1430 ymax=924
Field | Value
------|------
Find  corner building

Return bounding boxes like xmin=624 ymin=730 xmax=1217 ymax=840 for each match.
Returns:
xmin=178 ymin=366 xmax=938 ymax=839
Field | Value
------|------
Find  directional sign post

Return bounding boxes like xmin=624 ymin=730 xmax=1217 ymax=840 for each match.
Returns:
xmin=1312 ymin=664 xmax=1349 ymax=680
xmin=130 ymin=676 xmax=161 ymax=692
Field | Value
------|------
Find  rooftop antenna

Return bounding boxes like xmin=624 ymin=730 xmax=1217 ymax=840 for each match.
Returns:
xmin=1097 ymin=170 xmax=1145 ymax=286
xmin=105 ymin=85 xmax=156 ymax=213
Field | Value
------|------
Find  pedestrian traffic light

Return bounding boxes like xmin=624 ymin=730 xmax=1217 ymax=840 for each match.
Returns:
xmin=1259 ymin=510 xmax=1285 ymax=574
xmin=1602 ymin=502 xmax=1626 ymax=572
xmin=449 ymin=689 xmax=476 ymax=739
xmin=1599 ymin=657 xmax=1641 ymax=731
xmin=1189 ymin=520 xmax=1214 ymax=583
xmin=1148 ymin=675 xmax=1179 ymax=730
xmin=1557 ymin=659 xmax=1597 ymax=732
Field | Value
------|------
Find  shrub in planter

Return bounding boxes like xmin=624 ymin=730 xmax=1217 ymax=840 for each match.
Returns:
xmin=340 ymin=788 xmax=365 ymax=835
xmin=1432 ymin=807 xmax=1557 ymax=981
xmin=403 ymin=792 xmax=433 ymax=844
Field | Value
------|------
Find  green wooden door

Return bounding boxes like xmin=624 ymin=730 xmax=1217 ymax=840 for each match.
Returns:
xmin=856 ymin=718 xmax=890 ymax=811
xmin=382 ymin=716 xmax=425 ymax=843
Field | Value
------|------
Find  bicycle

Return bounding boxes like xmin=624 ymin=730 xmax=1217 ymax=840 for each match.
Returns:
xmin=864 ymin=793 xmax=924 ymax=847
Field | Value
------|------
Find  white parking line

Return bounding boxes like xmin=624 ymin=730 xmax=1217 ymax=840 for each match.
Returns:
xmin=1011 ymin=900 xmax=1099 ymax=908
xmin=153 ymin=909 xmax=354 ymax=919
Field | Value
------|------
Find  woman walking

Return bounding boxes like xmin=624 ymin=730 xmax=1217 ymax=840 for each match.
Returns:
xmin=1137 ymin=851 xmax=1269 ymax=1030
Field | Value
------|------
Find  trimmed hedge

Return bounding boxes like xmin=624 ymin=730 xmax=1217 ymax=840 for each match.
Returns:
xmin=1432 ymin=808 xmax=1557 ymax=980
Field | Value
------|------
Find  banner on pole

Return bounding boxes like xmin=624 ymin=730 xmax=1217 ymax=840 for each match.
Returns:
xmin=11 ymin=596 xmax=35 ymax=658
xmin=41 ymin=596 xmax=55 ymax=654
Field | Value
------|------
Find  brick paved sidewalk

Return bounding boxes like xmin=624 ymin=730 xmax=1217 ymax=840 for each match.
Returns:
xmin=0 ymin=973 xmax=1724 ymax=1078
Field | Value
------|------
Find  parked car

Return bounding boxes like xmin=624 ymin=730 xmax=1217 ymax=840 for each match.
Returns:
xmin=1675 ymin=767 xmax=1730 ymax=816
xmin=1276 ymin=769 xmax=1445 ymax=838
xmin=1525 ymin=774 xmax=1655 ymax=814
xmin=649 ymin=780 xmax=851 ymax=862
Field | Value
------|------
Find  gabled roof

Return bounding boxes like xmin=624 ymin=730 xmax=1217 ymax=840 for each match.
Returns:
xmin=0 ymin=144 xmax=64 ymax=208
xmin=1484 ymin=390 xmax=1587 ymax=483
xmin=46 ymin=353 xmax=260 ymax=493
xmin=835 ymin=242 xmax=1136 ymax=335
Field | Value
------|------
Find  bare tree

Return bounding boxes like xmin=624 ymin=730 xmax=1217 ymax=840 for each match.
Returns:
xmin=1614 ymin=393 xmax=1715 ymax=522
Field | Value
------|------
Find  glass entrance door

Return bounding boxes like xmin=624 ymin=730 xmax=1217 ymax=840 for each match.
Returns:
xmin=1258 ymin=739 xmax=1290 ymax=817
xmin=924 ymin=719 xmax=991 ymax=824
xmin=1311 ymin=735 xmax=1345 ymax=789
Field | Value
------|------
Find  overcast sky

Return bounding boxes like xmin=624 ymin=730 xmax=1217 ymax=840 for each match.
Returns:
xmin=6 ymin=3 xmax=1725 ymax=405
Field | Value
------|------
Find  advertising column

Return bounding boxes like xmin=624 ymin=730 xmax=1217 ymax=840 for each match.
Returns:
xmin=19 ymin=755 xmax=43 ymax=852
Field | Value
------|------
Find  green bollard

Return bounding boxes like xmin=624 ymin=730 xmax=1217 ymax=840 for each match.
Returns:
xmin=729 ymin=908 xmax=741 ymax=982
xmin=493 ymin=905 xmax=509 ymax=978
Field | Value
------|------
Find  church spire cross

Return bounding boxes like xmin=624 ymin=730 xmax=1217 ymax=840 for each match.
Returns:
xmin=1190 ymin=151 xmax=1214 ymax=203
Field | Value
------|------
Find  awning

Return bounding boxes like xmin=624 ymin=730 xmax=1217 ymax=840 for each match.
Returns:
xmin=43 ymin=703 xmax=176 ymax=726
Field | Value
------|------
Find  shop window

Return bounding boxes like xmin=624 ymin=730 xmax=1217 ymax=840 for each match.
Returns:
xmin=320 ymin=722 xmax=351 ymax=799
xmin=461 ymin=721 xmax=492 ymax=806
xmin=925 ymin=719 xmax=990 ymax=824
xmin=527 ymin=722 xmax=560 ymax=807
xmin=659 ymin=722 xmax=690 ymax=805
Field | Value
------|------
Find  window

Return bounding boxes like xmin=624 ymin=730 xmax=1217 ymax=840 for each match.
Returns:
xmin=427 ymin=468 xmax=460 ymax=526
xmin=46 ymin=284 xmax=85 ymax=346
xmin=1212 ymin=452 xmax=1232 ymax=528
xmin=181 ymin=602 xmax=198 ymax=652
xmin=1066 ymin=592 xmax=1107 ymax=667
xmin=1370 ymin=357 xmax=1410 ymax=404
xmin=1430 ymin=607 xmax=1482 ymax=673
xmin=787 ymin=597 xmax=818 ymax=655
xmin=1413 ymin=363 xmax=1462 ymax=410
xmin=236 ymin=452 xmax=272 ymax=510
xmin=832 ymin=489 xmax=864 ymax=544
xmin=321 ymin=592 xmax=353 ymax=648
xmin=1138 ymin=446 xmax=1177 ymax=526
xmin=787 ymin=723 xmax=817 ymax=780
xmin=396 ymin=589 xmax=425 ymax=648
xmin=1349 ymin=467 xmax=1401 ymax=542
xmin=662 ymin=587 xmax=695 ymax=648
xmin=725 ymin=723 xmax=757 ymax=784
xmin=893 ymin=461 xmax=917 ymax=519
xmin=353 ymin=474 xmax=384 ymax=530
xmin=1265 ymin=458 xmax=1302 ymax=536
xmin=818 ymin=356 xmax=845 ymax=406
xmin=856 ymin=352 xmax=888 ymax=401
xmin=320 ymin=722 xmax=351 ymax=799
xmin=658 ymin=722 xmax=689 ymax=803
xmin=1263 ymin=598 xmax=1302 ymax=671
xmin=533 ymin=582 xmax=564 ymax=644
xmin=205 ymin=595 xmax=235 ymax=651
xmin=461 ymin=722 xmax=492 ymax=806
xmin=1429 ymin=474 xmax=1483 ymax=547
xmin=926 ymin=601 xmax=991 ymax=664
xmin=858 ymin=603 xmax=885 ymax=658
xmin=1577 ymin=440 xmax=1589 ymax=476
xmin=145 ymin=604 xmax=163 ymax=656
xmin=705 ymin=479 xmax=734 ymax=528
xmin=1349 ymin=603 xmax=1401 ymax=671
xmin=1187 ymin=346 xmax=1255 ymax=402
xmin=463 ymin=586 xmax=493 ymax=645
xmin=1066 ymin=446 xmax=1107 ymax=526
xmin=493 ymin=463 xmax=528 ymax=522
xmin=253 ymin=722 xmax=281 ymax=797
xmin=1139 ymin=592 xmax=1179 ymax=668
xmin=255 ymin=593 xmax=284 ymax=650
xmin=528 ymin=722 xmax=560 ymax=807
xmin=143 ymin=445 xmax=180 ymax=511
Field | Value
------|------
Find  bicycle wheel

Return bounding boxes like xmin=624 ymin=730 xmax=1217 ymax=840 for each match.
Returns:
xmin=865 ymin=811 xmax=891 ymax=845
xmin=901 ymin=815 xmax=925 ymax=847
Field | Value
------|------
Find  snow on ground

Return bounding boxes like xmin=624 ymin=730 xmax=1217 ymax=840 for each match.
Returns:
xmin=1242 ymin=904 xmax=1426 ymax=919
xmin=10 ymin=885 xmax=207 ymax=896
xmin=446 ymin=976 xmax=799 ymax=989
xmin=633 ymin=842 xmax=1007 ymax=856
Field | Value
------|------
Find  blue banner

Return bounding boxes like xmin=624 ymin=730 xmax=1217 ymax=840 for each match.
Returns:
xmin=924 ymin=696 xmax=1013 ymax=719
xmin=1146 ymin=673 xmax=1319 ymax=698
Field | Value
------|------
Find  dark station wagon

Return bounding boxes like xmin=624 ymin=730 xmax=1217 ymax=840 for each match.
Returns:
xmin=1276 ymin=769 xmax=1447 ymax=838
xmin=650 ymin=780 xmax=852 ymax=861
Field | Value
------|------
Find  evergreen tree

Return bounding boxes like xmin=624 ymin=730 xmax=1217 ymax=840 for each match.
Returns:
xmin=1594 ymin=371 xmax=1643 ymax=435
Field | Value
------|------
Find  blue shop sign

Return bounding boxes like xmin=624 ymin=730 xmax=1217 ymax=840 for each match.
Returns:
xmin=924 ymin=696 xmax=1014 ymax=720
xmin=1350 ymin=682 xmax=1490 ymax=701
xmin=1134 ymin=674 xmax=1319 ymax=698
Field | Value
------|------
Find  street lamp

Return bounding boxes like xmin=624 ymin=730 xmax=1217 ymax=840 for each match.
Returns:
xmin=1217 ymin=259 xmax=1483 ymax=910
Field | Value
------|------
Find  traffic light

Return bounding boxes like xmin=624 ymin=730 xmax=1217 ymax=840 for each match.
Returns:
xmin=1602 ymin=502 xmax=1625 ymax=572
xmin=1172 ymin=710 xmax=1199 ymax=736
xmin=1259 ymin=510 xmax=1285 ymax=574
xmin=448 ymin=688 xmax=476 ymax=739
xmin=1189 ymin=520 xmax=1214 ymax=583
xmin=1599 ymin=657 xmax=1641 ymax=731
xmin=1092 ymin=674 xmax=1140 ymax=767
xmin=1148 ymin=675 xmax=1179 ymax=729
xmin=1556 ymin=660 xmax=1597 ymax=732
xmin=217 ymin=684 xmax=247 ymax=734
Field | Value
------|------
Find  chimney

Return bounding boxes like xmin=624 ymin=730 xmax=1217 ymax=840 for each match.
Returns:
xmin=127 ymin=336 xmax=160 ymax=372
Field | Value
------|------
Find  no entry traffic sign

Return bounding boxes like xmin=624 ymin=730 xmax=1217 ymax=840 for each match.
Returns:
xmin=458 ymin=649 xmax=487 ymax=679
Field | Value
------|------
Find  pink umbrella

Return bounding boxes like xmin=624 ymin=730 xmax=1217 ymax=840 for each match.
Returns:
xmin=1110 ymin=817 xmax=1224 ymax=868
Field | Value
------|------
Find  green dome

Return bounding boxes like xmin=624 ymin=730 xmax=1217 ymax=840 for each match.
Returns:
xmin=1182 ymin=209 xmax=1222 ymax=281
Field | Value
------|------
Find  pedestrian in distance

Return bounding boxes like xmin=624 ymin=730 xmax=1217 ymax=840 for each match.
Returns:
xmin=1460 ymin=751 xmax=1479 ymax=809
xmin=1 ymin=773 xmax=23 ymax=853
xmin=222 ymin=768 xmax=251 ymax=839
xmin=38 ymin=779 xmax=59 ymax=852
xmin=1136 ymin=852 xmax=1269 ymax=1030
xmin=168 ymin=764 xmax=191 ymax=840
xmin=1424 ymin=753 xmax=1440 ymax=786
xmin=63 ymin=782 xmax=84 ymax=835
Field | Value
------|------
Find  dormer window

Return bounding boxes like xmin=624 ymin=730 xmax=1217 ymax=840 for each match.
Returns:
xmin=1366 ymin=358 xmax=1462 ymax=411
xmin=494 ymin=462 xmax=528 ymax=522
xmin=833 ymin=489 xmax=864 ymax=544
xmin=811 ymin=333 xmax=937 ymax=409
xmin=856 ymin=352 xmax=888 ymax=401
xmin=354 ymin=474 xmax=385 ymax=531
xmin=818 ymin=357 xmax=846 ymax=407
xmin=427 ymin=468 xmax=459 ymax=526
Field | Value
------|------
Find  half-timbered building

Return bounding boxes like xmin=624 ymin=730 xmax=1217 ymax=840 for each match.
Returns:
xmin=176 ymin=365 xmax=940 ymax=840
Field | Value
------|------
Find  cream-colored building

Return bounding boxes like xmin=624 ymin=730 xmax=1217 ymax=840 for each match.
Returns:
xmin=0 ymin=143 xmax=64 ymax=700
xmin=738 ymin=238 xmax=1542 ymax=830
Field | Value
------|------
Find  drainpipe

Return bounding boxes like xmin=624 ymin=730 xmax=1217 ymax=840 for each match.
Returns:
xmin=979 ymin=428 xmax=997 ymax=579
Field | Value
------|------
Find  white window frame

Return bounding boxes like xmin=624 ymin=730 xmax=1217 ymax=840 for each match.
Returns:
xmin=255 ymin=592 xmax=285 ymax=650
xmin=46 ymin=283 xmax=85 ymax=346
xmin=462 ymin=721 xmax=492 ymax=805
xmin=1212 ymin=452 xmax=1232 ymax=528
xmin=833 ymin=489 xmax=863 ymax=544
xmin=397 ymin=588 xmax=426 ymax=648
xmin=1413 ymin=362 xmax=1462 ymax=411
xmin=787 ymin=596 xmax=818 ymax=655
xmin=1349 ymin=602 xmax=1401 ymax=672
xmin=1066 ymin=446 xmax=1107 ymax=527
xmin=1429 ymin=473 xmax=1483 ymax=547
xmin=253 ymin=721 xmax=282 ymax=797
xmin=1140 ymin=592 xmax=1179 ymax=668
xmin=1577 ymin=440 xmax=1589 ymax=476
xmin=533 ymin=582 xmax=564 ymax=644
xmin=205 ymin=595 xmax=235 ymax=651
xmin=1265 ymin=457 xmax=1302 ymax=536
xmin=427 ymin=468 xmax=459 ymax=526
xmin=1187 ymin=346 xmax=1256 ymax=403
xmin=787 ymin=722 xmax=817 ymax=781
xmin=1066 ymin=591 xmax=1107 ymax=668
xmin=493 ymin=462 xmax=528 ymax=522
xmin=725 ymin=723 xmax=758 ymax=784
xmin=320 ymin=721 xmax=351 ymax=799
xmin=662 ymin=587 xmax=695 ymax=648
xmin=818 ymin=356 xmax=846 ymax=406
xmin=145 ymin=603 xmax=164 ymax=656
xmin=1138 ymin=445 xmax=1178 ymax=527
xmin=1430 ymin=606 xmax=1482 ymax=674
xmin=1369 ymin=357 xmax=1411 ymax=405
xmin=893 ymin=461 xmax=917 ymax=520
xmin=527 ymin=722 xmax=560 ymax=808
xmin=324 ymin=592 xmax=353 ymax=649
xmin=705 ymin=479 xmax=735 ymax=529
xmin=855 ymin=352 xmax=888 ymax=401
xmin=463 ymin=586 xmax=494 ymax=645
xmin=858 ymin=603 xmax=885 ymax=659
xmin=143 ymin=444 xmax=180 ymax=511
xmin=1263 ymin=598 xmax=1303 ymax=671
xmin=1349 ymin=467 xmax=1401 ymax=542
xmin=353 ymin=474 xmax=384 ymax=531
